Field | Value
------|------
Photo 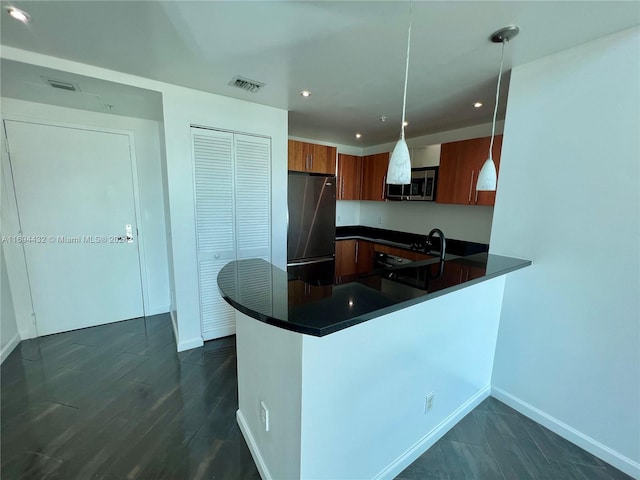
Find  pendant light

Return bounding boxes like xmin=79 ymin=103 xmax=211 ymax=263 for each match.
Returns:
xmin=477 ymin=25 xmax=519 ymax=191
xmin=386 ymin=2 xmax=413 ymax=185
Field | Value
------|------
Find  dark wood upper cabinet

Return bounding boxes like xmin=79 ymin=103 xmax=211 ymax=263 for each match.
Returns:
xmin=288 ymin=140 xmax=336 ymax=175
xmin=361 ymin=152 xmax=390 ymax=201
xmin=337 ymin=154 xmax=362 ymax=200
xmin=436 ymin=135 xmax=502 ymax=206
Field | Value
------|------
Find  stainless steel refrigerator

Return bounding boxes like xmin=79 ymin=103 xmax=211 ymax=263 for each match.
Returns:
xmin=287 ymin=172 xmax=336 ymax=283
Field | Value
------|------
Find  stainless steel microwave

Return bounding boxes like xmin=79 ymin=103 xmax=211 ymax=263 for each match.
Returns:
xmin=386 ymin=167 xmax=438 ymax=201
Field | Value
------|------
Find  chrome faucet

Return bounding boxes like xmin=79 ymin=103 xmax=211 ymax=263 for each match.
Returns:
xmin=427 ymin=228 xmax=446 ymax=262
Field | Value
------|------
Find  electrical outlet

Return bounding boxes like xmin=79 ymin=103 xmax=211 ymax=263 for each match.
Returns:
xmin=425 ymin=392 xmax=434 ymax=413
xmin=260 ymin=401 xmax=270 ymax=432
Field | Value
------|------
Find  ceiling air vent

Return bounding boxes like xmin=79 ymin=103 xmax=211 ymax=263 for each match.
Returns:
xmin=44 ymin=78 xmax=80 ymax=92
xmin=228 ymin=75 xmax=265 ymax=93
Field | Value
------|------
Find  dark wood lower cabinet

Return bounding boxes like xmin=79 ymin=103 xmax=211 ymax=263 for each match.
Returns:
xmin=335 ymin=239 xmax=376 ymax=282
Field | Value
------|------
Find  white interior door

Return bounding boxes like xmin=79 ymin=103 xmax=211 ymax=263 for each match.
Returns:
xmin=4 ymin=120 xmax=144 ymax=336
xmin=192 ymin=128 xmax=237 ymax=341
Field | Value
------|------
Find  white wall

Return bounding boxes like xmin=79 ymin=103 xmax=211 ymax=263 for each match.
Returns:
xmin=360 ymin=201 xmax=494 ymax=243
xmin=335 ymin=201 xmax=360 ymax=226
xmin=236 ymin=312 xmax=303 ymax=480
xmin=490 ymin=27 xmax=640 ymax=477
xmin=1 ymin=234 xmax=20 ymax=363
xmin=0 ymin=98 xmax=171 ymax=338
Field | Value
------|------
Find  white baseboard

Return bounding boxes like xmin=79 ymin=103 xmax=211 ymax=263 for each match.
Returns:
xmin=0 ymin=333 xmax=21 ymax=364
xmin=202 ymin=324 xmax=235 ymax=342
xmin=237 ymin=409 xmax=272 ymax=480
xmin=170 ymin=310 xmax=178 ymax=344
xmin=491 ymin=387 xmax=640 ymax=479
xmin=176 ymin=336 xmax=203 ymax=352
xmin=169 ymin=310 xmax=204 ymax=352
xmin=18 ymin=328 xmax=35 ymax=340
xmin=374 ymin=385 xmax=492 ymax=480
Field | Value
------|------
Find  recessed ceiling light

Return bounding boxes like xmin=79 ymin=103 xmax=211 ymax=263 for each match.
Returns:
xmin=473 ymin=102 xmax=483 ymax=108
xmin=355 ymin=133 xmax=362 ymax=139
xmin=6 ymin=6 xmax=30 ymax=23
xmin=300 ymin=90 xmax=311 ymax=97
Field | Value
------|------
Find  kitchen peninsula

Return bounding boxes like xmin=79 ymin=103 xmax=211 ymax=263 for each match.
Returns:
xmin=218 ymin=250 xmax=530 ymax=479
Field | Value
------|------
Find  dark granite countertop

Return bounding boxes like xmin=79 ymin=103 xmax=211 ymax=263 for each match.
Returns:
xmin=335 ymin=226 xmax=489 ymax=257
xmin=218 ymin=253 xmax=531 ymax=337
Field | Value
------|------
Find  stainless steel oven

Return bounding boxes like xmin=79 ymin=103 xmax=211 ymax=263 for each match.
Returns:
xmin=386 ymin=167 xmax=438 ymax=201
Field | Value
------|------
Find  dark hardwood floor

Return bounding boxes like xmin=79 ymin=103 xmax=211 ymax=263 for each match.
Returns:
xmin=1 ymin=315 xmax=633 ymax=480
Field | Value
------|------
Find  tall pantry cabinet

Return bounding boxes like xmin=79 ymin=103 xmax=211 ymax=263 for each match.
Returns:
xmin=191 ymin=127 xmax=271 ymax=340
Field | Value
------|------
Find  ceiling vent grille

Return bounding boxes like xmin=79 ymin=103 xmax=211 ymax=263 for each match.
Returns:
xmin=44 ymin=78 xmax=79 ymax=92
xmin=228 ymin=75 xmax=265 ymax=93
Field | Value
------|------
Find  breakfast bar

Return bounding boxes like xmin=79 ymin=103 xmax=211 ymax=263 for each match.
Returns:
xmin=218 ymin=253 xmax=530 ymax=479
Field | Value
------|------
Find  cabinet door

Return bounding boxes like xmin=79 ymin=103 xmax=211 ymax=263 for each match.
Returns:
xmin=361 ymin=153 xmax=390 ymax=201
xmin=310 ymin=144 xmax=337 ymax=174
xmin=337 ymin=154 xmax=362 ymax=200
xmin=288 ymin=139 xmax=307 ymax=172
xmin=437 ymin=135 xmax=503 ymax=206
xmin=335 ymin=239 xmax=357 ymax=279
xmin=356 ymin=240 xmax=374 ymax=273
xmin=436 ymin=141 xmax=475 ymax=205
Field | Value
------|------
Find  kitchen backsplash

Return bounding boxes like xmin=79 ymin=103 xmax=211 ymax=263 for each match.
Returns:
xmin=336 ymin=200 xmax=494 ymax=244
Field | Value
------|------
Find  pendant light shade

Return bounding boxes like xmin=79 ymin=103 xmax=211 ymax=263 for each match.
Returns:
xmin=386 ymin=2 xmax=413 ymax=186
xmin=476 ymin=25 xmax=519 ymax=192
xmin=476 ymin=157 xmax=497 ymax=190
xmin=388 ymin=138 xmax=411 ymax=184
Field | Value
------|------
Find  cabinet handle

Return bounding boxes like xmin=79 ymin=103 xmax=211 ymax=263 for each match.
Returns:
xmin=341 ymin=178 xmax=344 ymax=199
xmin=310 ymin=154 xmax=313 ymax=170
xmin=382 ymin=176 xmax=386 ymax=200
xmin=355 ymin=242 xmax=359 ymax=264
xmin=468 ymin=170 xmax=475 ymax=204
xmin=475 ymin=187 xmax=479 ymax=204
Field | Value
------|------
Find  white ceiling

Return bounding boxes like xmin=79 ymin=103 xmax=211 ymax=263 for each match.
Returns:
xmin=1 ymin=1 xmax=639 ymax=146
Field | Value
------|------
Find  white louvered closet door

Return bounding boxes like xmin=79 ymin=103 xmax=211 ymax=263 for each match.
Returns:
xmin=234 ymin=135 xmax=273 ymax=315
xmin=192 ymin=128 xmax=272 ymax=341
xmin=192 ymin=129 xmax=237 ymax=340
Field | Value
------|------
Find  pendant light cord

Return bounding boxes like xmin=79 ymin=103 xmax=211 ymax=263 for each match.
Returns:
xmin=489 ymin=40 xmax=506 ymax=157
xmin=400 ymin=1 xmax=412 ymax=140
